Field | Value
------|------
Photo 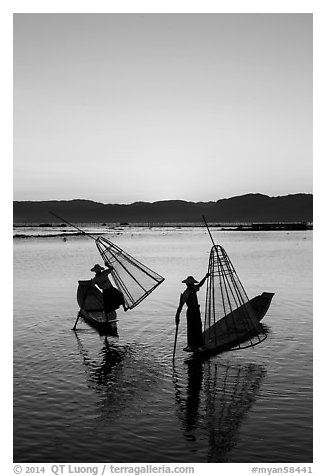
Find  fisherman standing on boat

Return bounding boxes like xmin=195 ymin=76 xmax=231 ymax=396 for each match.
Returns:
xmin=175 ymin=274 xmax=209 ymax=352
xmin=91 ymin=263 xmax=127 ymax=321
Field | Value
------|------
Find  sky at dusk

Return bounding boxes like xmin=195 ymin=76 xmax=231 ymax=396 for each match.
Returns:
xmin=13 ymin=12 xmax=312 ymax=204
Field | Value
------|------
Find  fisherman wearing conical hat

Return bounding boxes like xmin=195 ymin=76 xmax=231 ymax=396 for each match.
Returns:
xmin=175 ymin=272 xmax=209 ymax=352
xmin=91 ymin=262 xmax=126 ymax=321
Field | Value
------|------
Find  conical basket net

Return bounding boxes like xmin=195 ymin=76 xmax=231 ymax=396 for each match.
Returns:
xmin=96 ymin=236 xmax=164 ymax=310
xmin=203 ymin=245 xmax=266 ymax=351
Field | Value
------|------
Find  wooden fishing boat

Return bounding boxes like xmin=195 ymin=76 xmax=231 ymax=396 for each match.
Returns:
xmin=78 ymin=309 xmax=118 ymax=336
xmin=77 ymin=280 xmax=118 ymax=336
xmin=201 ymin=292 xmax=274 ymax=355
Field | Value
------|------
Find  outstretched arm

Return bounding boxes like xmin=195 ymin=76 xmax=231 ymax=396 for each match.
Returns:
xmin=198 ymin=272 xmax=210 ymax=288
xmin=104 ymin=261 xmax=114 ymax=272
xmin=121 ymin=292 xmax=128 ymax=312
xmin=98 ymin=263 xmax=114 ymax=280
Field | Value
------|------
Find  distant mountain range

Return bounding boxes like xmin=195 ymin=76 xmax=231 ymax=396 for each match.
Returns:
xmin=13 ymin=193 xmax=313 ymax=224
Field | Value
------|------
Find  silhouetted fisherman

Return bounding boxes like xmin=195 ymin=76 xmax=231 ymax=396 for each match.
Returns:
xmin=175 ymin=274 xmax=209 ymax=352
xmin=91 ymin=263 xmax=126 ymax=321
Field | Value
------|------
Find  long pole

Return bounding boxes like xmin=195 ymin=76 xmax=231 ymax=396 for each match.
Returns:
xmin=73 ymin=311 xmax=81 ymax=330
xmin=202 ymin=215 xmax=216 ymax=247
xmin=172 ymin=322 xmax=179 ymax=362
xmin=173 ymin=293 xmax=183 ymax=362
xmin=202 ymin=216 xmax=216 ymax=348
xmin=49 ymin=211 xmax=98 ymax=241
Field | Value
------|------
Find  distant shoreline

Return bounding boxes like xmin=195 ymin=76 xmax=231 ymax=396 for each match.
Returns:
xmin=13 ymin=193 xmax=313 ymax=224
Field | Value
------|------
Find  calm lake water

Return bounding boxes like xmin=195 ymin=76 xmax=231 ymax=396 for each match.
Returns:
xmin=13 ymin=227 xmax=313 ymax=463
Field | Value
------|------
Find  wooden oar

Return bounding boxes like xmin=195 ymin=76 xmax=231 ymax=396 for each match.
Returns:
xmin=73 ymin=311 xmax=81 ymax=330
xmin=172 ymin=322 xmax=179 ymax=362
xmin=173 ymin=293 xmax=183 ymax=362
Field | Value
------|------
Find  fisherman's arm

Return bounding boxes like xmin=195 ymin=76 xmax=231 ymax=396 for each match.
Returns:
xmin=103 ymin=262 xmax=114 ymax=274
xmin=120 ymin=292 xmax=128 ymax=312
xmin=92 ymin=264 xmax=113 ymax=285
xmin=198 ymin=272 xmax=210 ymax=288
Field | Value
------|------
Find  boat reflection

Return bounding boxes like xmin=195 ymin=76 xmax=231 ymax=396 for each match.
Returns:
xmin=74 ymin=332 xmax=126 ymax=406
xmin=73 ymin=332 xmax=158 ymax=422
xmin=173 ymin=358 xmax=266 ymax=462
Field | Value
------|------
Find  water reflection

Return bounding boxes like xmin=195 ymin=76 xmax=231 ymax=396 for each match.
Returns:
xmin=173 ymin=358 xmax=266 ymax=462
xmin=74 ymin=332 xmax=158 ymax=423
xmin=74 ymin=332 xmax=128 ymax=415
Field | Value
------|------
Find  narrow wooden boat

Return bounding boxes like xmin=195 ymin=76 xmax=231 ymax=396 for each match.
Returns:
xmin=77 ymin=280 xmax=118 ymax=336
xmin=198 ymin=292 xmax=274 ymax=356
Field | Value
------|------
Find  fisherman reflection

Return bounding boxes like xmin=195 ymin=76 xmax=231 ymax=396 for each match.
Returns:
xmin=91 ymin=338 xmax=124 ymax=390
xmin=185 ymin=360 xmax=203 ymax=432
xmin=91 ymin=263 xmax=127 ymax=322
xmin=174 ymin=359 xmax=266 ymax=462
xmin=175 ymin=274 xmax=209 ymax=352
xmin=74 ymin=332 xmax=124 ymax=393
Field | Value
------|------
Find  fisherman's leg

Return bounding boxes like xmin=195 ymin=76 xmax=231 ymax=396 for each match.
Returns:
xmin=184 ymin=309 xmax=197 ymax=351
xmin=188 ymin=307 xmax=204 ymax=350
xmin=106 ymin=310 xmax=117 ymax=322
xmin=103 ymin=289 xmax=111 ymax=321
